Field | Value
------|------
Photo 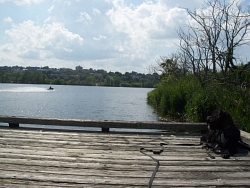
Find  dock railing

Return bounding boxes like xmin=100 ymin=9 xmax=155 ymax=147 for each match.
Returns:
xmin=0 ymin=115 xmax=207 ymax=132
xmin=0 ymin=115 xmax=250 ymax=146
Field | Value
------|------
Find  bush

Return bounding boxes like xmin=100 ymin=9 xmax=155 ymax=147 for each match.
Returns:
xmin=148 ymin=75 xmax=197 ymax=119
xmin=147 ymin=75 xmax=250 ymax=132
xmin=185 ymin=86 xmax=218 ymax=122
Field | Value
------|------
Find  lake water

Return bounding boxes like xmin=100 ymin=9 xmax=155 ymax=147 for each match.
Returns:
xmin=0 ymin=84 xmax=159 ymax=131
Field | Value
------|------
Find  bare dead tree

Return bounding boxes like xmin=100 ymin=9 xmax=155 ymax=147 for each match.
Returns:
xmin=178 ymin=0 xmax=250 ymax=86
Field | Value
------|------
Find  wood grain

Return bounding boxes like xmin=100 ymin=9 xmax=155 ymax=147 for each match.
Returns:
xmin=0 ymin=128 xmax=249 ymax=187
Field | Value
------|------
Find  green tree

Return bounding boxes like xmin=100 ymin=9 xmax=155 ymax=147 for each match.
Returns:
xmin=113 ymin=76 xmax=121 ymax=87
xmin=85 ymin=75 xmax=96 ymax=86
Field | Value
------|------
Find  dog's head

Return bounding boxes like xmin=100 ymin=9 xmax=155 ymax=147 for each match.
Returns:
xmin=206 ymin=110 xmax=233 ymax=130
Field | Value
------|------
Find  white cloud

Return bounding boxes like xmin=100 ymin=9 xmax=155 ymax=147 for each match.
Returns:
xmin=76 ymin=12 xmax=92 ymax=23
xmin=106 ymin=0 xmax=188 ymax=60
xmin=64 ymin=0 xmax=71 ymax=6
xmin=107 ymin=1 xmax=188 ymax=39
xmin=1 ymin=0 xmax=248 ymax=73
xmin=47 ymin=5 xmax=54 ymax=13
xmin=93 ymin=35 xmax=107 ymax=41
xmin=4 ymin=20 xmax=83 ymax=60
xmin=3 ymin=17 xmax=13 ymax=23
xmin=0 ymin=0 xmax=44 ymax=5
xmin=1 ymin=44 xmax=13 ymax=52
xmin=93 ymin=8 xmax=101 ymax=15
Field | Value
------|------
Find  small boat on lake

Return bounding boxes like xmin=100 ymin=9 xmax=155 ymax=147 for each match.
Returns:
xmin=47 ymin=86 xmax=54 ymax=90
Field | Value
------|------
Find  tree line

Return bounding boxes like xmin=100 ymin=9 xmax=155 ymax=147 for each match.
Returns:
xmin=147 ymin=0 xmax=250 ymax=132
xmin=0 ymin=66 xmax=160 ymax=88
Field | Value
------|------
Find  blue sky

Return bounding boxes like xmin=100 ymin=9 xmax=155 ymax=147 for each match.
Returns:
xmin=0 ymin=0 xmax=249 ymax=73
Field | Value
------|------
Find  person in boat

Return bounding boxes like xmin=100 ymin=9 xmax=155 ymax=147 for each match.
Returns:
xmin=48 ymin=86 xmax=53 ymax=90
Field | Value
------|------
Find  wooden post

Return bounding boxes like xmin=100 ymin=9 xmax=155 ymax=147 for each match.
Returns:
xmin=9 ymin=123 xmax=19 ymax=128
xmin=102 ymin=127 xmax=109 ymax=132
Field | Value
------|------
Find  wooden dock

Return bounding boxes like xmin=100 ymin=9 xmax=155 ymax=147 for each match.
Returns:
xmin=0 ymin=126 xmax=250 ymax=187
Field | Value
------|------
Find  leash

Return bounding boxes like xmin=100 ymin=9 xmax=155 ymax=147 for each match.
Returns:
xmin=140 ymin=143 xmax=164 ymax=188
xmin=140 ymin=142 xmax=205 ymax=188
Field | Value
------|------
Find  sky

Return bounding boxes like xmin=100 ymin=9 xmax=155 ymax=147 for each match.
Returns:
xmin=0 ymin=0 xmax=249 ymax=73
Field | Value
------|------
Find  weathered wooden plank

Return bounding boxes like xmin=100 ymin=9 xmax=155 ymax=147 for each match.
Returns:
xmin=0 ymin=166 xmax=249 ymax=188
xmin=0 ymin=158 xmax=249 ymax=172
xmin=0 ymin=170 xmax=250 ymax=185
xmin=1 ymin=171 xmax=250 ymax=187
xmin=152 ymin=179 xmax=250 ymax=187
xmin=1 ymin=164 xmax=250 ymax=179
xmin=0 ymin=115 xmax=207 ymax=131
xmin=0 ymin=129 xmax=201 ymax=139
xmin=0 ymin=144 xmax=209 ymax=154
xmin=0 ymin=134 xmax=201 ymax=142
xmin=1 ymin=151 xmax=249 ymax=170
xmin=0 ymin=142 xmax=248 ymax=162
xmin=0 ymin=127 xmax=202 ymax=137
xmin=241 ymin=130 xmax=250 ymax=146
xmin=0 ymin=128 xmax=249 ymax=187
xmin=0 ymin=172 xmax=150 ymax=186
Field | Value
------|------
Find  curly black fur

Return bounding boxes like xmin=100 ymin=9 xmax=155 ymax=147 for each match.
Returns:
xmin=201 ymin=110 xmax=241 ymax=159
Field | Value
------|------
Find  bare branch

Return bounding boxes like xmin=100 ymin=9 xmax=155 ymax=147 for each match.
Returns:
xmin=177 ymin=0 xmax=250 ymax=87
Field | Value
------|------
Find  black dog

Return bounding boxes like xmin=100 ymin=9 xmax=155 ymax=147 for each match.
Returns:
xmin=201 ymin=110 xmax=241 ymax=159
